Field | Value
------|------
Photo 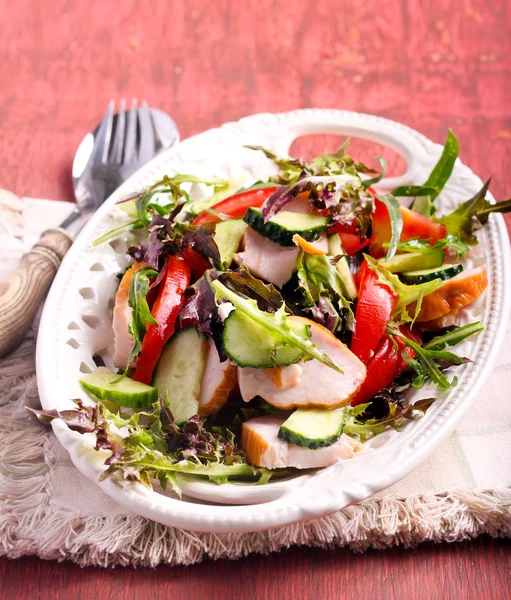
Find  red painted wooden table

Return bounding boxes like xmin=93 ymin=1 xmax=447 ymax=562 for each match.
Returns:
xmin=1 ymin=1 xmax=510 ymax=597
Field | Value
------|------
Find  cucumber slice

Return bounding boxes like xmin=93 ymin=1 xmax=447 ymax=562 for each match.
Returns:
xmin=380 ymin=249 xmax=444 ymax=273
xmin=79 ymin=367 xmax=157 ymax=409
xmin=153 ymin=328 xmax=208 ymax=424
xmin=214 ymin=219 xmax=248 ymax=268
xmin=401 ymin=263 xmax=464 ymax=284
xmin=278 ymin=407 xmax=346 ymax=449
xmin=244 ymin=207 xmax=329 ymax=246
xmin=327 ymin=234 xmax=358 ymax=300
xmin=223 ymin=310 xmax=310 ymax=368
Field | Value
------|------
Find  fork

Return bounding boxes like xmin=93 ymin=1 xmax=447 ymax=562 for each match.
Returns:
xmin=0 ymin=100 xmax=179 ymax=357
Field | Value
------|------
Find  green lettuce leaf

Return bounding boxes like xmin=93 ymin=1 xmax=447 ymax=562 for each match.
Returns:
xmin=423 ymin=322 xmax=484 ymax=351
xmin=296 ymin=252 xmax=354 ymax=333
xmin=365 ymin=255 xmax=443 ymax=323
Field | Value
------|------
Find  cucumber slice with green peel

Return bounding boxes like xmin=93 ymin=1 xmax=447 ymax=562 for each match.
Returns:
xmin=222 ymin=309 xmax=310 ymax=368
xmin=153 ymin=327 xmax=208 ymax=424
xmin=327 ymin=234 xmax=358 ymax=300
xmin=79 ymin=367 xmax=157 ymax=409
xmin=244 ymin=207 xmax=329 ymax=246
xmin=214 ymin=219 xmax=248 ymax=268
xmin=401 ymin=263 xmax=464 ymax=284
xmin=379 ymin=249 xmax=444 ymax=273
xmin=278 ymin=407 xmax=346 ymax=449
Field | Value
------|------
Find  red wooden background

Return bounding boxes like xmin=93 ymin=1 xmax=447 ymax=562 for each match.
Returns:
xmin=1 ymin=0 xmax=510 ymax=597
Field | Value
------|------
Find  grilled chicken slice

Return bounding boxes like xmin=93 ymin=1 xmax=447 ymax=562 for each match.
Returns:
xmin=412 ymin=266 xmax=488 ymax=322
xmin=112 ymin=262 xmax=146 ymax=368
xmin=238 ymin=317 xmax=366 ymax=409
xmin=235 ymin=229 xmax=329 ymax=288
xmin=241 ymin=415 xmax=362 ymax=469
xmin=198 ymin=338 xmax=238 ymax=416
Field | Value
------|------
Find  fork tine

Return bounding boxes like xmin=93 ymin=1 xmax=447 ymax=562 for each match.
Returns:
xmin=124 ymin=99 xmax=138 ymax=164
xmin=137 ymin=100 xmax=156 ymax=164
xmin=110 ymin=98 xmax=126 ymax=164
xmin=89 ymin=100 xmax=115 ymax=166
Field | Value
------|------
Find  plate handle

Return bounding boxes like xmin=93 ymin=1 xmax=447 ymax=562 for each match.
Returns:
xmin=269 ymin=111 xmax=431 ymax=190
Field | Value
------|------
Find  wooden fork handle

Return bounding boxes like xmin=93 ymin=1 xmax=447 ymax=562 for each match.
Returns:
xmin=0 ymin=228 xmax=73 ymax=358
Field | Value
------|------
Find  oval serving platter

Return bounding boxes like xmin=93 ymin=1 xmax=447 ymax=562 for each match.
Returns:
xmin=36 ymin=109 xmax=511 ymax=533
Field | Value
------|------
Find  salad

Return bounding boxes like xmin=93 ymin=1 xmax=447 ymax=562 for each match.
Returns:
xmin=32 ymin=132 xmax=511 ymax=496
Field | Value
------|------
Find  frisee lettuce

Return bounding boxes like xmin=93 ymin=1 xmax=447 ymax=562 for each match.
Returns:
xmin=28 ymin=400 xmax=277 ymax=497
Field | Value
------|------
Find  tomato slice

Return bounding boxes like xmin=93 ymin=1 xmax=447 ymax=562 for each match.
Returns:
xmin=193 ymin=187 xmax=278 ymax=225
xmin=350 ymin=262 xmax=398 ymax=364
xmin=351 ymin=326 xmax=421 ymax=406
xmin=132 ymin=255 xmax=191 ymax=384
xmin=370 ymin=199 xmax=447 ymax=258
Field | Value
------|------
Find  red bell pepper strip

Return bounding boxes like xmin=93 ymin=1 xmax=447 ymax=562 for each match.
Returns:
xmin=183 ymin=247 xmax=211 ymax=281
xmin=351 ymin=327 xmax=422 ymax=406
xmin=132 ymin=255 xmax=191 ymax=384
xmin=350 ymin=262 xmax=398 ymax=364
xmin=335 ymin=231 xmax=372 ymax=256
xmin=193 ymin=187 xmax=278 ymax=225
xmin=370 ymin=199 xmax=447 ymax=259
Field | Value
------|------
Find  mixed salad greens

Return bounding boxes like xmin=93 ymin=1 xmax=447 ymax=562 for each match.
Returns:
xmin=30 ymin=131 xmax=511 ymax=496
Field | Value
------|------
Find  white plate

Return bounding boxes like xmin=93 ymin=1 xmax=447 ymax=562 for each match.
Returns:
xmin=36 ymin=109 xmax=511 ymax=533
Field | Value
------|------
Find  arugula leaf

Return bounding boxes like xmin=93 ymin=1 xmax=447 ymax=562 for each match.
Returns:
xmin=386 ymin=234 xmax=471 ymax=259
xmin=343 ymin=397 xmax=435 ymax=441
xmin=211 ymin=279 xmax=343 ymax=373
xmin=422 ymin=321 xmax=484 ymax=351
xmin=391 ymin=185 xmax=437 ymax=198
xmin=234 ymin=180 xmax=281 ymax=194
xmin=436 ymin=179 xmax=511 ymax=244
xmin=361 ymin=156 xmax=386 ymax=189
xmin=436 ymin=234 xmax=471 ymax=257
xmin=388 ymin=326 xmax=466 ymax=391
xmin=365 ymin=255 xmax=443 ymax=323
xmin=423 ymin=130 xmax=459 ymax=199
xmin=375 ymin=193 xmax=403 ymax=261
xmin=93 ymin=219 xmax=142 ymax=247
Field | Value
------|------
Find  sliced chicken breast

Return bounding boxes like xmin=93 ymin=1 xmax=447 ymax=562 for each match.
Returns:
xmin=198 ymin=338 xmax=238 ymax=415
xmin=236 ymin=229 xmax=329 ymax=288
xmin=238 ymin=317 xmax=366 ymax=409
xmin=112 ymin=262 xmax=146 ymax=368
xmin=412 ymin=266 xmax=488 ymax=322
xmin=241 ymin=415 xmax=362 ymax=469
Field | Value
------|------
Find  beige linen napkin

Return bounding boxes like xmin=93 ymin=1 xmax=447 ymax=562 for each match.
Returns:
xmin=0 ymin=196 xmax=510 ymax=567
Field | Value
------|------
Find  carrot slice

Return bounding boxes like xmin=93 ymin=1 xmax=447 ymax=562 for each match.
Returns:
xmin=292 ymin=234 xmax=327 ymax=255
